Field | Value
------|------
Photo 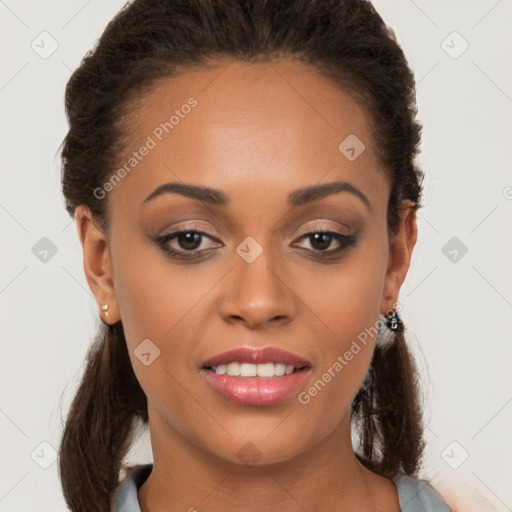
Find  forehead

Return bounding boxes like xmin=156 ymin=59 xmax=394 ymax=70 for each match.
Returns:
xmin=108 ymin=59 xmax=388 ymax=217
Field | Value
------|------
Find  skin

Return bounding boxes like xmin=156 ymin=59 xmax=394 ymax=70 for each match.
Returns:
xmin=76 ymin=58 xmax=418 ymax=511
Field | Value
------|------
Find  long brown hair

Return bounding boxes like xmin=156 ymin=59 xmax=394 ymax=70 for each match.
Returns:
xmin=58 ymin=0 xmax=425 ymax=509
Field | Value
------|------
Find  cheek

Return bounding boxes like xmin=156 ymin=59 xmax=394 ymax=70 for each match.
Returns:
xmin=111 ymin=241 xmax=226 ymax=398
xmin=113 ymin=252 xmax=212 ymax=428
xmin=300 ymin=246 xmax=387 ymax=347
xmin=112 ymin=236 xmax=217 ymax=342
xmin=292 ymin=239 xmax=388 ymax=412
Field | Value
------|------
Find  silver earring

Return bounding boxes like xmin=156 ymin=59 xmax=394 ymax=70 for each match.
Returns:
xmin=386 ymin=310 xmax=403 ymax=332
xmin=101 ymin=304 xmax=109 ymax=313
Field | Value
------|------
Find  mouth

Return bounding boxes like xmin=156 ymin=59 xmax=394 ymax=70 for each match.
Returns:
xmin=200 ymin=346 xmax=312 ymax=406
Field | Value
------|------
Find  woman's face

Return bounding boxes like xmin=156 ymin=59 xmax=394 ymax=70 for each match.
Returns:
xmin=80 ymin=59 xmax=416 ymax=465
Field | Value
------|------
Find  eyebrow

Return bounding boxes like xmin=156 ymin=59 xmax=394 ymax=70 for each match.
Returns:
xmin=142 ymin=180 xmax=370 ymax=209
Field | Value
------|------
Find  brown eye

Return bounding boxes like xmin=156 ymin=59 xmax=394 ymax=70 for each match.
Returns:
xmin=175 ymin=231 xmax=203 ymax=251
xmin=155 ymin=229 xmax=221 ymax=259
xmin=307 ymin=232 xmax=335 ymax=251
xmin=293 ymin=230 xmax=357 ymax=257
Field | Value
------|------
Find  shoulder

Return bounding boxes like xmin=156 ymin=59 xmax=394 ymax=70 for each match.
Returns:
xmin=111 ymin=464 xmax=153 ymax=512
xmin=394 ymin=473 xmax=452 ymax=512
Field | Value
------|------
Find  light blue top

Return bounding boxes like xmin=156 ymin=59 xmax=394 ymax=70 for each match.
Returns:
xmin=112 ymin=463 xmax=451 ymax=511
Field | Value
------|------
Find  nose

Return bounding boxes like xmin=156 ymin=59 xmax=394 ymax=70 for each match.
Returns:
xmin=219 ymin=248 xmax=297 ymax=329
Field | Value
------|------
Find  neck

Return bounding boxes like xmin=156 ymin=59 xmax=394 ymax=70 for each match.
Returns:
xmin=137 ymin=408 xmax=400 ymax=512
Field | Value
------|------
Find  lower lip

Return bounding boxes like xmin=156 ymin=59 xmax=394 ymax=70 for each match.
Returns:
xmin=202 ymin=368 xmax=311 ymax=406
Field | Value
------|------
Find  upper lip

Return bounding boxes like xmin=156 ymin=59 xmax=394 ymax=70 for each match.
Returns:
xmin=201 ymin=347 xmax=312 ymax=369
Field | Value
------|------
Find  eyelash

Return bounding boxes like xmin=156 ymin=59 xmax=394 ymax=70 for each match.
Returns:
xmin=154 ymin=228 xmax=357 ymax=262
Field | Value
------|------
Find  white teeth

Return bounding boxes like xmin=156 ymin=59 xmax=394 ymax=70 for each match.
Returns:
xmin=215 ymin=364 xmax=227 ymax=375
xmin=213 ymin=362 xmax=299 ymax=377
xmin=256 ymin=363 xmax=274 ymax=378
xmin=240 ymin=363 xmax=257 ymax=377
xmin=274 ymin=363 xmax=286 ymax=376
xmin=226 ymin=362 xmax=240 ymax=375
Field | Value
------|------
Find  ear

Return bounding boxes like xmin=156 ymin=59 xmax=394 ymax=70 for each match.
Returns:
xmin=380 ymin=200 xmax=418 ymax=314
xmin=75 ymin=205 xmax=120 ymax=325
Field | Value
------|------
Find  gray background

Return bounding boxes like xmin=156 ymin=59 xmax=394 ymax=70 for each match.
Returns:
xmin=1 ymin=0 xmax=511 ymax=510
